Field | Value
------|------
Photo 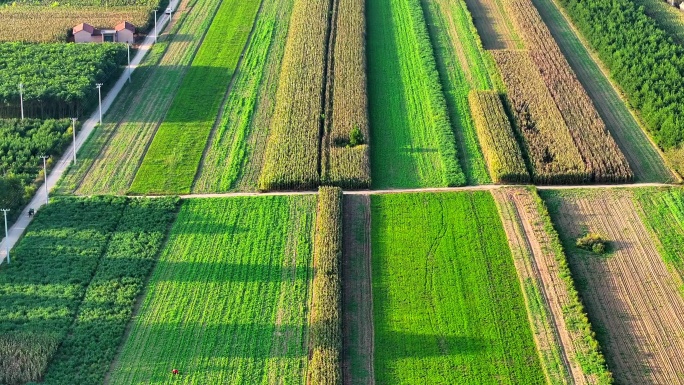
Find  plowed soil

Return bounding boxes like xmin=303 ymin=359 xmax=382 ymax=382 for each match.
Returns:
xmin=544 ymin=189 xmax=684 ymax=384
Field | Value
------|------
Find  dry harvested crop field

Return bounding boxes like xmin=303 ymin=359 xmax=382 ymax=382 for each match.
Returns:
xmin=542 ymin=189 xmax=684 ymax=384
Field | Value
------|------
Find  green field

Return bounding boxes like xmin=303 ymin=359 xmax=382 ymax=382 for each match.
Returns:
xmin=109 ymin=196 xmax=315 ymax=383
xmin=367 ymin=0 xmax=464 ymax=188
xmin=370 ymin=191 xmax=545 ymax=384
xmin=535 ymin=0 xmax=674 ymax=182
xmin=635 ymin=187 xmax=684 ymax=286
xmin=129 ymin=0 xmax=260 ymax=194
xmin=422 ymin=0 xmax=492 ymax=184
xmin=194 ymin=0 xmax=295 ymax=192
xmin=56 ymin=0 xmax=223 ymax=195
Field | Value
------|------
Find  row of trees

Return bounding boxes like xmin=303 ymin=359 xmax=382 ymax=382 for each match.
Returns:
xmin=558 ymin=0 xmax=684 ymax=149
xmin=0 ymin=42 xmax=126 ymax=118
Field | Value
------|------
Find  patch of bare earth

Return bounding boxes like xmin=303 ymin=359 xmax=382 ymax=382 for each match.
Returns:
xmin=341 ymin=195 xmax=374 ymax=385
xmin=463 ymin=0 xmax=521 ymax=49
xmin=550 ymin=189 xmax=684 ymax=384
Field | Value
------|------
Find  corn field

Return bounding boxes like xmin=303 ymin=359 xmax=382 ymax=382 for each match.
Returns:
xmin=493 ymin=49 xmax=589 ymax=184
xmin=468 ymin=90 xmax=529 ymax=183
xmin=258 ymin=0 xmax=332 ymax=190
xmin=0 ymin=333 xmax=59 ymax=385
xmin=504 ymin=0 xmax=633 ymax=182
xmin=308 ymin=187 xmax=343 ymax=385
xmin=321 ymin=0 xmax=371 ymax=188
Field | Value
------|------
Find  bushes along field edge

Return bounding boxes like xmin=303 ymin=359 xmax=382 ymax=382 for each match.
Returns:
xmin=307 ymin=186 xmax=343 ymax=385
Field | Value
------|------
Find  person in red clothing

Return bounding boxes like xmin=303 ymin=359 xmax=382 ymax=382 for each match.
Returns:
xmin=172 ymin=369 xmax=179 ymax=375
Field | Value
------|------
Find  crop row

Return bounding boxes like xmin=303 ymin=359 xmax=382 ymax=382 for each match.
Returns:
xmin=556 ymin=0 xmax=684 ymax=150
xmin=308 ymin=187 xmax=343 ymax=384
xmin=468 ymin=90 xmax=529 ymax=183
xmin=0 ymin=42 xmax=125 ymax=118
xmin=258 ymin=0 xmax=332 ymax=190
xmin=130 ymin=0 xmax=260 ymax=194
xmin=492 ymin=49 xmax=588 ymax=184
xmin=109 ymin=196 xmax=315 ymax=383
xmin=422 ymin=0 xmax=494 ymax=184
xmin=321 ymin=0 xmax=370 ymax=188
xmin=505 ymin=0 xmax=632 ymax=182
xmin=0 ymin=197 xmax=128 ymax=385
xmin=41 ymin=198 xmax=179 ymax=384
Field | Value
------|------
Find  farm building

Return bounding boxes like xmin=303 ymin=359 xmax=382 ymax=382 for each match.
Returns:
xmin=73 ymin=21 xmax=135 ymax=43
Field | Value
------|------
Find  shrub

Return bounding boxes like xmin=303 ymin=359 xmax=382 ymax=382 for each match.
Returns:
xmin=576 ymin=233 xmax=608 ymax=254
xmin=349 ymin=125 xmax=364 ymax=146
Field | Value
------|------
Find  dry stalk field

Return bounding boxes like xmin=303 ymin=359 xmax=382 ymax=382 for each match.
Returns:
xmin=542 ymin=189 xmax=684 ymax=384
xmin=504 ymin=0 xmax=632 ymax=183
xmin=257 ymin=0 xmax=331 ymax=191
xmin=492 ymin=49 xmax=587 ymax=184
xmin=321 ymin=0 xmax=370 ymax=188
xmin=468 ymin=90 xmax=528 ymax=183
xmin=463 ymin=0 xmax=523 ymax=49
xmin=494 ymin=187 xmax=612 ymax=384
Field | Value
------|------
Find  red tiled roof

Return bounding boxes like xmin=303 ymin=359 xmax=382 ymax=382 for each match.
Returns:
xmin=115 ymin=21 xmax=136 ymax=32
xmin=73 ymin=23 xmax=98 ymax=35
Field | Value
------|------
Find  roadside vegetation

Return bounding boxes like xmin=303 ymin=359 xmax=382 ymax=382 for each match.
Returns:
xmin=371 ymin=191 xmax=544 ymax=383
xmin=0 ymin=119 xmax=72 ymax=226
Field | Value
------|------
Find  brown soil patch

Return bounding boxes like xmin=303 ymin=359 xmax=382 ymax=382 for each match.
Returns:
xmin=341 ymin=195 xmax=373 ymax=385
xmin=463 ymin=0 xmax=521 ymax=49
xmin=549 ymin=189 xmax=684 ymax=384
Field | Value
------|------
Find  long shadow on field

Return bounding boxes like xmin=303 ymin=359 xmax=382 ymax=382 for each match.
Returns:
xmin=152 ymin=260 xmax=310 ymax=283
xmin=377 ymin=331 xmax=488 ymax=359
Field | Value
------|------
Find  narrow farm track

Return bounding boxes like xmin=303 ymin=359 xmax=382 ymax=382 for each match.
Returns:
xmin=545 ymin=190 xmax=684 ymax=384
xmin=341 ymin=195 xmax=374 ymax=385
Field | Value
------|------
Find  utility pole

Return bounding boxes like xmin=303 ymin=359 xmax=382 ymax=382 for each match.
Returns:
xmin=96 ymin=83 xmax=103 ymax=125
xmin=153 ymin=9 xmax=158 ymax=43
xmin=127 ymin=43 xmax=131 ymax=83
xmin=71 ymin=118 xmax=78 ymax=164
xmin=40 ymin=155 xmax=49 ymax=205
xmin=1 ymin=209 xmax=8 ymax=264
xmin=18 ymin=83 xmax=24 ymax=120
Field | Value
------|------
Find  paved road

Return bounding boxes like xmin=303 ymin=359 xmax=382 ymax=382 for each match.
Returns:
xmin=0 ymin=4 xmax=178 ymax=263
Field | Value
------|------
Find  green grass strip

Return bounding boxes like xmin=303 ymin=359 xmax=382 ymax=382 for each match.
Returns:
xmin=368 ymin=0 xmax=465 ymax=188
xmin=130 ymin=0 xmax=261 ymax=194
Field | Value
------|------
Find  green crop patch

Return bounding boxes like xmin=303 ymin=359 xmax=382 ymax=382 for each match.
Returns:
xmin=367 ymin=0 xmax=464 ymax=188
xmin=370 ymin=191 xmax=545 ymax=384
xmin=109 ymin=195 xmax=316 ymax=383
xmin=130 ymin=0 xmax=260 ymax=194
